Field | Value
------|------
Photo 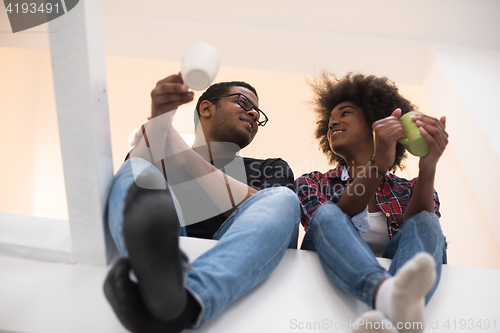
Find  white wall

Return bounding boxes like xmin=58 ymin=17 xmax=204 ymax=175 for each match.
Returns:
xmin=431 ymin=45 xmax=500 ymax=156
xmin=2 ymin=44 xmax=500 ymax=269
xmin=422 ymin=46 xmax=500 ymax=268
xmin=91 ymin=53 xmax=500 ymax=270
xmin=1 ymin=0 xmax=499 ymax=269
xmin=0 ymin=47 xmax=67 ymax=221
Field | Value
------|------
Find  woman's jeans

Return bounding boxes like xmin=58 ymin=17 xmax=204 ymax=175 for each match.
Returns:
xmin=107 ymin=158 xmax=300 ymax=328
xmin=301 ymin=202 xmax=446 ymax=308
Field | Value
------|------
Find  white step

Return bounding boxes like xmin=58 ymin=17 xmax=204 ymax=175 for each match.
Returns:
xmin=0 ymin=237 xmax=498 ymax=333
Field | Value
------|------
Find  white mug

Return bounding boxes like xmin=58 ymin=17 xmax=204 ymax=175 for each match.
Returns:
xmin=181 ymin=43 xmax=221 ymax=91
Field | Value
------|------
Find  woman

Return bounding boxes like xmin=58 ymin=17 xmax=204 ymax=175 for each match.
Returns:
xmin=295 ymin=73 xmax=448 ymax=333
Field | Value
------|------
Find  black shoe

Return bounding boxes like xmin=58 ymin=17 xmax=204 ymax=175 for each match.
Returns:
xmin=123 ymin=182 xmax=186 ymax=321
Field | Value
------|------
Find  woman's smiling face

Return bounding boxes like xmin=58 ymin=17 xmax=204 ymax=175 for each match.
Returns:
xmin=327 ymin=101 xmax=374 ymax=158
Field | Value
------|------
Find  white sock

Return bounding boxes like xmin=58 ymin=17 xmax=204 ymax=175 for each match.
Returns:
xmin=375 ymin=252 xmax=437 ymax=333
xmin=353 ymin=311 xmax=398 ymax=333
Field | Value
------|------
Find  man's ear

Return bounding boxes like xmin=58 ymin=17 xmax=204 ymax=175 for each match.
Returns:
xmin=198 ymin=100 xmax=213 ymax=120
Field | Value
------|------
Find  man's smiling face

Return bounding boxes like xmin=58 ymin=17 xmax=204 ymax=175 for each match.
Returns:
xmin=209 ymin=86 xmax=260 ymax=149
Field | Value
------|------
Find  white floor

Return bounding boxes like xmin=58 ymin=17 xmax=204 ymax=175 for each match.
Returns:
xmin=0 ymin=237 xmax=499 ymax=333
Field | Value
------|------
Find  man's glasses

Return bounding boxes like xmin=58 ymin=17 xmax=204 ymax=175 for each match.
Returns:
xmin=208 ymin=93 xmax=269 ymax=126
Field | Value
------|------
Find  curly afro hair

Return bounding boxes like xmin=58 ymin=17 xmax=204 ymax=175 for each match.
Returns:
xmin=309 ymin=72 xmax=418 ymax=172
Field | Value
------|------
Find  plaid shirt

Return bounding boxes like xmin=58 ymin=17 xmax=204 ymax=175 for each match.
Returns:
xmin=294 ymin=164 xmax=441 ymax=239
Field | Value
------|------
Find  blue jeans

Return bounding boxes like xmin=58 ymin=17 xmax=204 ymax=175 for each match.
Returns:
xmin=301 ymin=202 xmax=446 ymax=307
xmin=107 ymin=158 xmax=300 ymax=328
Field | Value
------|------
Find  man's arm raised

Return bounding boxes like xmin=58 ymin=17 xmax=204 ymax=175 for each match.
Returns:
xmin=130 ymin=73 xmax=257 ymax=218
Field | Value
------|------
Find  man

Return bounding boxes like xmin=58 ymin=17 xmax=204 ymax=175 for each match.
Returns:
xmin=104 ymin=73 xmax=300 ymax=333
